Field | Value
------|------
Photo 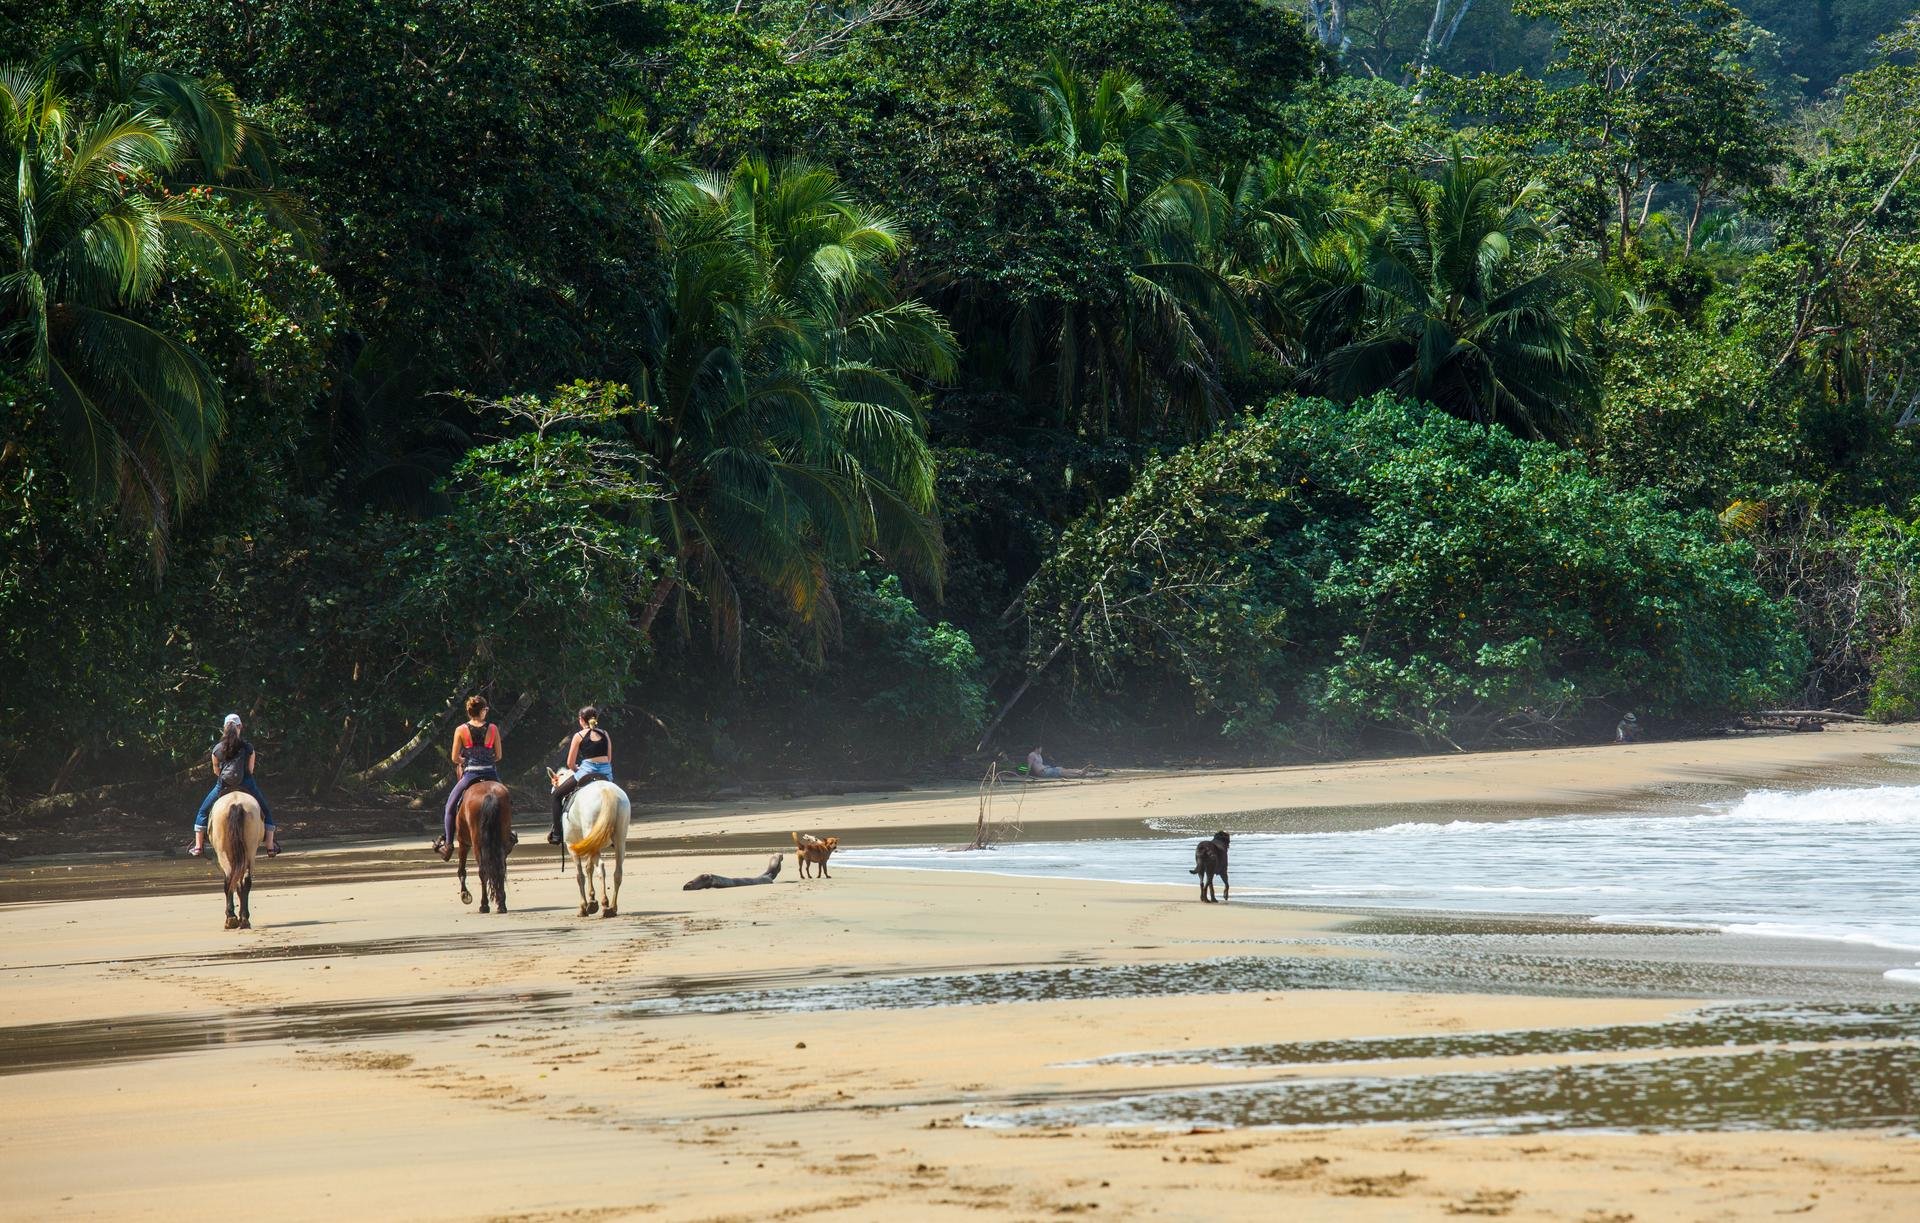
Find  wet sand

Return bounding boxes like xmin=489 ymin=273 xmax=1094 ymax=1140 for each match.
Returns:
xmin=3 ymin=726 xmax=1918 ymax=1219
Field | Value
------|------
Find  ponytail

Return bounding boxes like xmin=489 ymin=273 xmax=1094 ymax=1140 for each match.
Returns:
xmin=578 ymin=704 xmax=600 ymax=730
xmin=218 ymin=715 xmax=243 ymax=760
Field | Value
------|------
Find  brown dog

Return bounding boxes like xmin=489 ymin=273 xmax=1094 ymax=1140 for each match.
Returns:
xmin=792 ymin=832 xmax=839 ymax=879
xmin=1190 ymin=831 xmax=1230 ymax=903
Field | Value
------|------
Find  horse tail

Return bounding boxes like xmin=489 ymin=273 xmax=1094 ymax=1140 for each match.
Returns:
xmin=220 ymin=798 xmax=251 ymax=891
xmin=476 ymin=790 xmax=505 ymax=884
xmin=567 ymin=791 xmax=617 ymax=858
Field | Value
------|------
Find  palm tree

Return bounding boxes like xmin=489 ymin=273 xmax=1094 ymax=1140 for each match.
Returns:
xmin=1311 ymin=146 xmax=1599 ymax=439
xmin=1 ymin=62 xmax=248 ymax=559
xmin=1020 ymin=53 xmax=1249 ymax=436
xmin=1214 ymin=142 xmax=1369 ymax=367
xmin=629 ymin=156 xmax=957 ymax=662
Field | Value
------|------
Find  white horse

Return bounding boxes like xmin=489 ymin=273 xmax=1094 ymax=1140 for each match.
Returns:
xmin=547 ymin=769 xmax=631 ymax=918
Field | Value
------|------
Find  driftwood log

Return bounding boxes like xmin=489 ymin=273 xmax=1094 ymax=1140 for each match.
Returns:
xmin=683 ymin=855 xmax=783 ymax=890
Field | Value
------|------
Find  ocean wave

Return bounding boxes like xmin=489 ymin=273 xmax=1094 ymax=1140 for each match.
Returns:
xmin=843 ymin=781 xmax=1920 ymax=966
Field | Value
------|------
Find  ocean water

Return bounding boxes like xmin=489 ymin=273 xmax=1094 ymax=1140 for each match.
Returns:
xmin=837 ymin=784 xmax=1920 ymax=985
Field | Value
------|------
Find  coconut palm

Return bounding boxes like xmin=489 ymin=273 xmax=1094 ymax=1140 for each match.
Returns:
xmin=629 ymin=156 xmax=957 ymax=662
xmin=46 ymin=30 xmax=280 ymax=188
xmin=1 ymin=63 xmax=246 ymax=558
xmin=1215 ymin=142 xmax=1370 ymax=366
xmin=1020 ymin=53 xmax=1249 ymax=437
xmin=1311 ymin=146 xmax=1599 ymax=439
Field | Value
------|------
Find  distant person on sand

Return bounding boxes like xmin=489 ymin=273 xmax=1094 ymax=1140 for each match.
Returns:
xmin=547 ymin=704 xmax=613 ymax=844
xmin=1615 ymin=712 xmax=1641 ymax=744
xmin=1026 ymin=746 xmax=1089 ymax=780
xmin=191 ymin=713 xmax=277 ymax=857
xmin=435 ymin=695 xmax=509 ymax=860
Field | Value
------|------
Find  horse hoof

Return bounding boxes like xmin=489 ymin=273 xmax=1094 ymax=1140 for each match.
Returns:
xmin=496 ymin=905 xmax=507 ymax=914
xmin=586 ymin=900 xmax=600 ymax=915
xmin=579 ymin=903 xmax=590 ymax=917
xmin=224 ymin=916 xmax=241 ymax=930
xmin=602 ymin=905 xmax=616 ymax=918
xmin=460 ymin=889 xmax=472 ymax=905
xmin=239 ymin=919 xmax=251 ymax=930
xmin=479 ymin=903 xmax=490 ymax=914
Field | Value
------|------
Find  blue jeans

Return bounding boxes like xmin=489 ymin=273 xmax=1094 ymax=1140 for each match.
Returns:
xmin=195 ymin=779 xmax=273 ymax=829
xmin=444 ymin=768 xmax=500 ymax=843
xmin=574 ymin=759 xmax=613 ymax=782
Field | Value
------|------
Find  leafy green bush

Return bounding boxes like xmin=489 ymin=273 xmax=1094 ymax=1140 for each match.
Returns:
xmin=641 ymin=572 xmax=989 ymax=780
xmin=1027 ymin=394 xmax=1806 ymax=750
xmin=1867 ymin=625 xmax=1920 ymax=722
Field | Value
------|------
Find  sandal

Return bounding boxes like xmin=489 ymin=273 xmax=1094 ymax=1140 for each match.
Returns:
xmin=431 ymin=837 xmax=451 ymax=861
xmin=263 ymin=843 xmax=281 ymax=858
xmin=188 ymin=845 xmax=204 ymax=857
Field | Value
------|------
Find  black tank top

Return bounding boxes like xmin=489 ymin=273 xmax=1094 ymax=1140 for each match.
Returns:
xmin=461 ymin=722 xmax=497 ymax=770
xmin=578 ymin=729 xmax=608 ymax=761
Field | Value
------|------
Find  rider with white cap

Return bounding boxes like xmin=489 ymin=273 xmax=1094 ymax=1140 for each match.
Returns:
xmin=190 ymin=713 xmax=278 ymax=856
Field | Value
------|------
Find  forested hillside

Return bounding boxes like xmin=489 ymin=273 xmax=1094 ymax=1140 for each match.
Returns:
xmin=4 ymin=0 xmax=1918 ymax=806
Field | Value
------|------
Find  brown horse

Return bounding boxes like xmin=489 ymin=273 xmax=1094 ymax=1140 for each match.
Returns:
xmin=207 ymin=790 xmax=264 ymax=929
xmin=453 ymin=780 xmax=512 ymax=913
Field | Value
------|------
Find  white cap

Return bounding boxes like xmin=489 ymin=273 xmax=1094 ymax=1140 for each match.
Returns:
xmin=223 ymin=713 xmax=243 ymax=731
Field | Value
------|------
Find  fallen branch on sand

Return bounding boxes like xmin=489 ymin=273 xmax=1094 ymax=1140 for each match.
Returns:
xmin=682 ymin=855 xmax=783 ymax=890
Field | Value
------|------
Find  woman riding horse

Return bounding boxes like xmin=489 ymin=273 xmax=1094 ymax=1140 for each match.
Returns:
xmin=547 ymin=704 xmax=613 ymax=844
xmin=434 ymin=696 xmax=513 ymax=860
xmin=191 ymin=714 xmax=277 ymax=857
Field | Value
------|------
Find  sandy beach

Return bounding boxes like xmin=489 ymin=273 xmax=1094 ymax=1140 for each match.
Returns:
xmin=4 ymin=725 xmax=1919 ymax=1220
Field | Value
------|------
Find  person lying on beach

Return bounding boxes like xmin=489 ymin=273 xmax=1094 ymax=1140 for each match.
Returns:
xmin=1026 ymin=746 xmax=1090 ymax=779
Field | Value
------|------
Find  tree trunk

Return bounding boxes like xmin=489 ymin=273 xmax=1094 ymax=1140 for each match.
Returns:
xmin=314 ymin=713 xmax=357 ymax=796
xmin=635 ymin=572 xmax=679 ymax=640
xmin=352 ymin=685 xmax=469 ymax=784
xmin=973 ymin=608 xmax=1085 ymax=753
xmin=46 ymin=746 xmax=86 ymax=798
xmin=497 ymin=688 xmax=539 ymax=737
xmin=18 ymin=765 xmax=204 ymax=820
xmin=1684 ymin=170 xmax=1714 ymax=256
xmin=1409 ymin=1 xmax=1474 ymax=97
xmin=1616 ymin=177 xmax=1633 ymax=257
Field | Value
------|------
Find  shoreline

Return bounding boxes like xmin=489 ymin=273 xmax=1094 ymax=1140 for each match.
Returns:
xmin=3 ymin=862 xmax=1916 ymax=1219
xmin=4 ymin=720 xmax=1917 ymax=870
xmin=3 ymin=727 xmax=1918 ymax=1219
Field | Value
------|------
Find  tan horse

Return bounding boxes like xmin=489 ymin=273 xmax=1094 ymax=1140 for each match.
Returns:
xmin=453 ymin=780 xmax=513 ymax=913
xmin=207 ymin=791 xmax=264 ymax=929
xmin=548 ymin=769 xmax=630 ymax=918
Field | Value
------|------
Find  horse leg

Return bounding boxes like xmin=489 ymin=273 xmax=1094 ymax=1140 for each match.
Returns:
xmin=575 ymin=854 xmax=591 ymax=917
xmin=223 ymin=879 xmax=240 ymax=930
xmin=475 ymin=837 xmax=489 ymax=913
xmin=491 ymin=820 xmax=507 ymax=914
xmin=604 ymin=846 xmax=622 ymax=918
xmin=458 ymin=841 xmax=473 ymax=907
xmin=238 ymin=870 xmax=253 ymax=929
xmin=584 ymin=852 xmax=600 ymax=915
xmin=1220 ymin=866 xmax=1229 ymax=903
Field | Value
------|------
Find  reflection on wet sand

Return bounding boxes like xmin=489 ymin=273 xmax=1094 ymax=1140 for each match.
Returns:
xmin=973 ymin=1044 xmax=1920 ymax=1135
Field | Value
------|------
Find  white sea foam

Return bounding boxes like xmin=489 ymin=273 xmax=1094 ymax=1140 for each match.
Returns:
xmin=842 ymin=782 xmax=1920 ymax=975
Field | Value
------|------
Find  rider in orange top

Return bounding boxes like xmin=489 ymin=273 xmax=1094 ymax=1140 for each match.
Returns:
xmin=435 ymin=695 xmax=504 ymax=860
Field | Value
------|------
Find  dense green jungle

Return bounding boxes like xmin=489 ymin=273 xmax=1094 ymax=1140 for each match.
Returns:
xmin=4 ymin=0 xmax=1919 ymax=815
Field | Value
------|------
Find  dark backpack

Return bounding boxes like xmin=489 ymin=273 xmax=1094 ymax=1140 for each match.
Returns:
xmin=217 ymin=744 xmax=248 ymax=789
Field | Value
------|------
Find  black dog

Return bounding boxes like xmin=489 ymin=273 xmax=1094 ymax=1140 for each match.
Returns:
xmin=1190 ymin=831 xmax=1230 ymax=903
